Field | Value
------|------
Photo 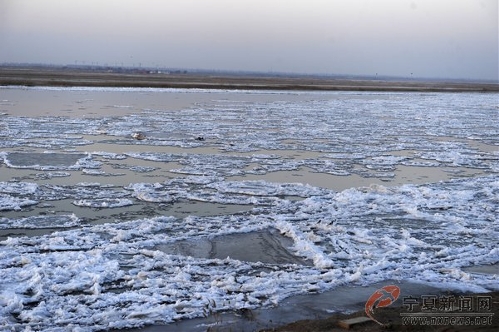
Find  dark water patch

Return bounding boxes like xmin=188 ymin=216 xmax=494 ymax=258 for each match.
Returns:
xmin=156 ymin=228 xmax=311 ymax=266
xmin=166 ymin=200 xmax=254 ymax=218
xmin=462 ymin=263 xmax=499 ymax=275
xmin=5 ymin=152 xmax=87 ymax=168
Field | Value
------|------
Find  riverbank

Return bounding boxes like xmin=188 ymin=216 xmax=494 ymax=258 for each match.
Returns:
xmin=1 ymin=65 xmax=498 ymax=92
xmin=262 ymin=290 xmax=499 ymax=332
xmin=116 ymin=276 xmax=499 ymax=332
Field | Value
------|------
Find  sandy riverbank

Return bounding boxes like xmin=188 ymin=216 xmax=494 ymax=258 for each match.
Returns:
xmin=1 ymin=65 xmax=498 ymax=92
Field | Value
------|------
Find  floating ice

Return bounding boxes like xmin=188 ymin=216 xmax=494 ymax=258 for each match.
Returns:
xmin=82 ymin=169 xmax=125 ymax=177
xmin=0 ymin=181 xmax=39 ymax=195
xmin=0 ymin=214 xmax=79 ymax=229
xmin=128 ymin=183 xmax=176 ymax=203
xmin=35 ymin=171 xmax=71 ymax=180
xmin=0 ymin=194 xmax=38 ymax=211
xmin=207 ymin=180 xmax=325 ymax=197
xmin=0 ymin=182 xmax=40 ymax=210
xmin=0 ymin=175 xmax=497 ymax=330
xmin=90 ymin=151 xmax=127 ymax=160
xmin=72 ymin=198 xmax=134 ymax=208
xmin=0 ymin=89 xmax=498 ymax=330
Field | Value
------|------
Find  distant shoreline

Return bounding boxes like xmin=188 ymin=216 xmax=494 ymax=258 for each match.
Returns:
xmin=1 ymin=65 xmax=497 ymax=92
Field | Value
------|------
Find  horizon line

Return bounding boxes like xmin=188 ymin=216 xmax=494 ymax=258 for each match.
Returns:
xmin=1 ymin=62 xmax=498 ymax=85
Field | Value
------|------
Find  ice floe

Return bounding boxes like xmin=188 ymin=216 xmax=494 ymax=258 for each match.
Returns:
xmin=72 ymin=198 xmax=134 ymax=209
xmin=0 ymin=194 xmax=38 ymax=211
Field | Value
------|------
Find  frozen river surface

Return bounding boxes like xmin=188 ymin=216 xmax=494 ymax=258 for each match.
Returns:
xmin=0 ymin=87 xmax=498 ymax=331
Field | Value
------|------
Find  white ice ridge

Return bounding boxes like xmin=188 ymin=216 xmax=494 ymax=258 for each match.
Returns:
xmin=0 ymin=175 xmax=498 ymax=330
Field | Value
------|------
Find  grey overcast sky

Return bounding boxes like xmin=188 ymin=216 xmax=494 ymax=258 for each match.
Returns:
xmin=0 ymin=0 xmax=497 ymax=80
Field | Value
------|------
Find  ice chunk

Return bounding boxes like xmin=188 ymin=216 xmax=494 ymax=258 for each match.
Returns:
xmin=0 ymin=194 xmax=38 ymax=211
xmin=72 ymin=198 xmax=134 ymax=208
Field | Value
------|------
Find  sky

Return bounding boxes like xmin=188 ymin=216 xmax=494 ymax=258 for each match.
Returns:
xmin=0 ymin=0 xmax=497 ymax=81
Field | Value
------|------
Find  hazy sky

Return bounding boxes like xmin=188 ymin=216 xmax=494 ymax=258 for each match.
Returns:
xmin=0 ymin=0 xmax=497 ymax=80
